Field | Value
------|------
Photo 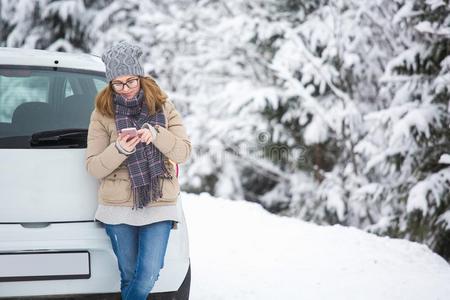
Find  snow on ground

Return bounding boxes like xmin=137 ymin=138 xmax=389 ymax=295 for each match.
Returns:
xmin=181 ymin=192 xmax=450 ymax=300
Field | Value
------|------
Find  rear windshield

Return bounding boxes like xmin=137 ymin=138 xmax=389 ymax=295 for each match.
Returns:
xmin=0 ymin=67 xmax=107 ymax=148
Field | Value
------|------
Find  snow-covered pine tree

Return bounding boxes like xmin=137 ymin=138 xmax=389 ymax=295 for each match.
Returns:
xmin=0 ymin=0 xmax=97 ymax=51
xmin=40 ymin=0 xmax=91 ymax=51
xmin=260 ymin=0 xmax=372 ymax=224
xmin=1 ymin=0 xmax=43 ymax=48
xmin=362 ymin=0 xmax=450 ymax=260
xmin=168 ymin=0 xmax=337 ymax=205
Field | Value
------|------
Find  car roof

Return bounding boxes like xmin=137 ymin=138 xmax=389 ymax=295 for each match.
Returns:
xmin=0 ymin=47 xmax=106 ymax=73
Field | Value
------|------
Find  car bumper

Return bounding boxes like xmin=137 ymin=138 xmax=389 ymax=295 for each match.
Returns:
xmin=0 ymin=221 xmax=189 ymax=298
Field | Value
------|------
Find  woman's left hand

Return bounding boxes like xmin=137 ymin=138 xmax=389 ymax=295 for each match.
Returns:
xmin=137 ymin=128 xmax=152 ymax=145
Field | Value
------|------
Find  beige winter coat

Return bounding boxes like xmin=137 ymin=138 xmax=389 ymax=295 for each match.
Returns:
xmin=85 ymin=99 xmax=191 ymax=207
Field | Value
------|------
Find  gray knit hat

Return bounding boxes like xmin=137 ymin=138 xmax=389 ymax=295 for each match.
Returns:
xmin=101 ymin=41 xmax=145 ymax=82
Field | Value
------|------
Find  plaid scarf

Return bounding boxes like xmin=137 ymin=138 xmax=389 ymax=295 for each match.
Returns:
xmin=113 ymin=89 xmax=170 ymax=209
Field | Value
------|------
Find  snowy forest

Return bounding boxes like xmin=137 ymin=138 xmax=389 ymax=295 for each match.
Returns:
xmin=1 ymin=0 xmax=450 ymax=261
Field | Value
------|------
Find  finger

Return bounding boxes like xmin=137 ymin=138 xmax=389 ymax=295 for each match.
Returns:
xmin=122 ymin=137 xmax=139 ymax=152
xmin=143 ymin=133 xmax=152 ymax=143
xmin=140 ymin=132 xmax=147 ymax=142
xmin=131 ymin=138 xmax=141 ymax=147
xmin=119 ymin=134 xmax=130 ymax=142
xmin=126 ymin=136 xmax=140 ymax=145
xmin=133 ymin=136 xmax=142 ymax=145
xmin=123 ymin=137 xmax=137 ymax=149
xmin=138 ymin=129 xmax=148 ymax=140
xmin=137 ymin=129 xmax=146 ymax=135
xmin=137 ymin=129 xmax=148 ymax=139
xmin=143 ymin=135 xmax=149 ymax=144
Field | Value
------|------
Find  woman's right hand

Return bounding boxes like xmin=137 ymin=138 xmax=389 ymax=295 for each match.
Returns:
xmin=117 ymin=134 xmax=141 ymax=152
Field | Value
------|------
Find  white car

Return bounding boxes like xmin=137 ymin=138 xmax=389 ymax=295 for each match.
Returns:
xmin=0 ymin=47 xmax=191 ymax=299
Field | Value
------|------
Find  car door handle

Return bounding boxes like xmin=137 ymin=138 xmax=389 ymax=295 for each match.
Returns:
xmin=20 ymin=222 xmax=51 ymax=228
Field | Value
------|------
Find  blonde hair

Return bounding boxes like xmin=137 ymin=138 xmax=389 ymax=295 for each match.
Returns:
xmin=95 ymin=76 xmax=167 ymax=118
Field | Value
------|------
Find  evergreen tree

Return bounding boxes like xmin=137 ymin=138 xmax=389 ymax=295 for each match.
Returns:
xmin=0 ymin=0 xmax=102 ymax=51
xmin=362 ymin=0 xmax=450 ymax=260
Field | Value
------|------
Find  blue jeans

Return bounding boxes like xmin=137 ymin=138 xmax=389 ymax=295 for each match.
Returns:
xmin=104 ymin=221 xmax=172 ymax=300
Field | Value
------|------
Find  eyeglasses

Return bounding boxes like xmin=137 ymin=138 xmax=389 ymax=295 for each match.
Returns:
xmin=111 ymin=77 xmax=139 ymax=92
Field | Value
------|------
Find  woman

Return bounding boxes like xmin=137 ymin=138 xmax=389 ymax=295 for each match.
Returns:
xmin=85 ymin=41 xmax=191 ymax=300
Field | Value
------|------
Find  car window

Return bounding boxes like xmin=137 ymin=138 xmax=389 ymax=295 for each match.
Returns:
xmin=64 ymin=79 xmax=74 ymax=97
xmin=94 ymin=78 xmax=107 ymax=92
xmin=0 ymin=72 xmax=49 ymax=123
xmin=0 ymin=67 xmax=107 ymax=148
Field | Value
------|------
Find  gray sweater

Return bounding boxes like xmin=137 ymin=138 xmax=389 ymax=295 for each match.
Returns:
xmin=95 ymin=203 xmax=179 ymax=229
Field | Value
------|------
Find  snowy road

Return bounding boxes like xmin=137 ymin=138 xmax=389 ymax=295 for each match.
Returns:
xmin=182 ymin=192 xmax=450 ymax=300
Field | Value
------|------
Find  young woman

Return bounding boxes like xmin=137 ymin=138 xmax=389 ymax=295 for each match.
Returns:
xmin=85 ymin=41 xmax=191 ymax=300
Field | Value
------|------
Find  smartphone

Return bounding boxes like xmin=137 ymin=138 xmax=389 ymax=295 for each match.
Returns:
xmin=120 ymin=127 xmax=138 ymax=139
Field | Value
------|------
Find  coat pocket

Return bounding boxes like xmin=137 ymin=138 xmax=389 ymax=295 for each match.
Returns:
xmin=99 ymin=169 xmax=131 ymax=204
xmin=158 ymin=176 xmax=180 ymax=202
